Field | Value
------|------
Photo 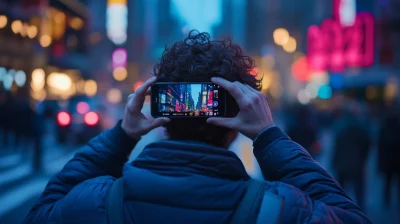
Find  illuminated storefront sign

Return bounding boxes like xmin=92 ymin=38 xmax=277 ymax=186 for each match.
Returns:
xmin=161 ymin=93 xmax=166 ymax=104
xmin=208 ymin=91 xmax=213 ymax=106
xmin=307 ymin=0 xmax=374 ymax=73
xmin=175 ymin=99 xmax=180 ymax=111
xmin=106 ymin=0 xmax=128 ymax=45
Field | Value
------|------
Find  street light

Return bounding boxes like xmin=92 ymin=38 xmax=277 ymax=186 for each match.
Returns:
xmin=0 ymin=15 xmax=7 ymax=29
xmin=283 ymin=37 xmax=297 ymax=53
xmin=273 ymin=28 xmax=289 ymax=46
xmin=84 ymin=80 xmax=98 ymax=97
xmin=40 ymin=35 xmax=52 ymax=47
xmin=11 ymin=20 xmax=22 ymax=34
xmin=113 ymin=67 xmax=128 ymax=81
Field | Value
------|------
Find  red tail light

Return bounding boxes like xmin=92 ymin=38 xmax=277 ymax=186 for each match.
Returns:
xmin=84 ymin=112 xmax=99 ymax=126
xmin=57 ymin=111 xmax=71 ymax=126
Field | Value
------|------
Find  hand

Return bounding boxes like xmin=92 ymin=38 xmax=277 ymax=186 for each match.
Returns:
xmin=121 ymin=77 xmax=170 ymax=140
xmin=207 ymin=77 xmax=274 ymax=140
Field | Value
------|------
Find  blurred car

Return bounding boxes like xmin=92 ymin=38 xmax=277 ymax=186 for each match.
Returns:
xmin=55 ymin=95 xmax=106 ymax=144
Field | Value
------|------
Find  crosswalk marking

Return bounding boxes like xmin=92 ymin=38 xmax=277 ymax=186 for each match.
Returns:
xmin=0 ymin=164 xmax=32 ymax=187
xmin=0 ymin=177 xmax=48 ymax=217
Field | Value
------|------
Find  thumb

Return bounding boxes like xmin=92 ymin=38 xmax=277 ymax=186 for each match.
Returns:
xmin=207 ymin=117 xmax=238 ymax=129
xmin=147 ymin=117 xmax=170 ymax=130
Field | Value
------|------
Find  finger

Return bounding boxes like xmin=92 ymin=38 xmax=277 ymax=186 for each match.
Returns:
xmin=130 ymin=77 xmax=156 ymax=112
xmin=235 ymin=82 xmax=251 ymax=94
xmin=135 ymin=77 xmax=156 ymax=99
xmin=211 ymin=77 xmax=245 ymax=106
xmin=145 ymin=88 xmax=151 ymax=96
xmin=245 ymin=84 xmax=268 ymax=103
xmin=207 ymin=117 xmax=238 ymax=129
xmin=244 ymin=84 xmax=259 ymax=95
xmin=147 ymin=117 xmax=170 ymax=130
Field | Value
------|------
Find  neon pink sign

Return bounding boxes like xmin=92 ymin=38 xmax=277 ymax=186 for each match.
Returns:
xmin=307 ymin=0 xmax=374 ymax=73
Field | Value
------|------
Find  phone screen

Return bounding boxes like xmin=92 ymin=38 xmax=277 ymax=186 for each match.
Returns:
xmin=151 ymin=82 xmax=226 ymax=118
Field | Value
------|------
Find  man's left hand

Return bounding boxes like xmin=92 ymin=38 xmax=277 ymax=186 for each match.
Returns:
xmin=121 ymin=77 xmax=170 ymax=140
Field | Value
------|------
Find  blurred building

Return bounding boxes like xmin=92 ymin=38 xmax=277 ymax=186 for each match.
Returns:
xmin=127 ymin=0 xmax=180 ymax=85
xmin=0 ymin=0 xmax=93 ymax=102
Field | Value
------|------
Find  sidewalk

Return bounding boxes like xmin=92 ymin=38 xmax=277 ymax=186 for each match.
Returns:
xmin=0 ymin=127 xmax=77 ymax=223
xmin=0 ymin=149 xmax=74 ymax=223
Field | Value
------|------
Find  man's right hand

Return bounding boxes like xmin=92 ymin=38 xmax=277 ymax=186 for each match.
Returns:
xmin=121 ymin=77 xmax=170 ymax=140
xmin=207 ymin=77 xmax=274 ymax=140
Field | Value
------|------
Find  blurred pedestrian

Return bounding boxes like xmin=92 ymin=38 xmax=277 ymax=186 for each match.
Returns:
xmin=332 ymin=105 xmax=371 ymax=210
xmin=378 ymin=108 xmax=400 ymax=208
xmin=287 ymin=105 xmax=320 ymax=158
xmin=1 ymin=92 xmax=13 ymax=147
xmin=0 ymin=92 xmax=6 ymax=146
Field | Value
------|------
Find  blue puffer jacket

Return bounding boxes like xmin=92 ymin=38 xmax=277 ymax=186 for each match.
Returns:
xmin=23 ymin=122 xmax=371 ymax=224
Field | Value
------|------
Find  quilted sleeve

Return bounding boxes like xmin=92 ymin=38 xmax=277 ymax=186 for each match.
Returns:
xmin=22 ymin=121 xmax=137 ymax=223
xmin=254 ymin=126 xmax=371 ymax=223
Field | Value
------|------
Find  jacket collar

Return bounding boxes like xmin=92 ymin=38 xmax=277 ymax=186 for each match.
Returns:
xmin=133 ymin=140 xmax=250 ymax=181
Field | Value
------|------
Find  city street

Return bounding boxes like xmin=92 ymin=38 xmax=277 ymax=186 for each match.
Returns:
xmin=0 ymin=0 xmax=399 ymax=223
xmin=0 ymin=112 xmax=398 ymax=223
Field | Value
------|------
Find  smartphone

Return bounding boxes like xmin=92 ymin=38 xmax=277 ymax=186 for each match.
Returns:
xmin=151 ymin=82 xmax=227 ymax=118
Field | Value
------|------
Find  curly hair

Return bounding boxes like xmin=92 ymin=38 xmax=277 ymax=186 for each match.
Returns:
xmin=153 ymin=30 xmax=261 ymax=146
xmin=154 ymin=30 xmax=261 ymax=89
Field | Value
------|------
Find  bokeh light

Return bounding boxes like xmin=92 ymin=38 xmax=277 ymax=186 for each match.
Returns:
xmin=47 ymin=72 xmax=72 ymax=91
xmin=330 ymin=74 xmax=344 ymax=89
xmin=273 ymin=28 xmax=289 ymax=46
xmin=0 ymin=67 xmax=6 ymax=81
xmin=0 ymin=15 xmax=7 ymax=29
xmin=366 ymin=86 xmax=377 ymax=100
xmin=134 ymin=81 xmax=144 ymax=92
xmin=3 ymin=71 xmax=14 ymax=90
xmin=31 ymin=69 xmax=45 ymax=91
xmin=106 ymin=1 xmax=128 ymax=45
xmin=261 ymin=75 xmax=272 ymax=93
xmin=77 ymin=102 xmax=90 ymax=114
xmin=69 ymin=17 xmax=84 ymax=30
xmin=20 ymin=23 xmax=28 ymax=37
xmin=40 ymin=35 xmax=52 ymax=47
xmin=318 ymin=85 xmax=332 ymax=99
xmin=14 ymin=70 xmax=26 ymax=87
xmin=113 ymin=67 xmax=128 ymax=81
xmin=107 ymin=88 xmax=122 ymax=104
xmin=283 ymin=37 xmax=297 ymax=53
xmin=84 ymin=112 xmax=99 ymax=126
xmin=11 ymin=20 xmax=22 ymax=34
xmin=30 ymin=89 xmax=46 ymax=101
xmin=250 ymin=67 xmax=258 ymax=76
xmin=305 ymin=83 xmax=319 ymax=99
xmin=291 ymin=56 xmax=310 ymax=82
xmin=84 ymin=79 xmax=98 ymax=97
xmin=112 ymin=48 xmax=128 ymax=67
xmin=27 ymin=26 xmax=38 ymax=39
xmin=57 ymin=111 xmax=71 ymax=126
xmin=297 ymin=89 xmax=311 ymax=105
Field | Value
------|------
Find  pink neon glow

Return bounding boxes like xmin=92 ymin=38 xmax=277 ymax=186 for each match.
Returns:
xmin=307 ymin=11 xmax=374 ymax=72
xmin=76 ymin=102 xmax=90 ymax=114
xmin=112 ymin=48 xmax=128 ymax=68
xmin=292 ymin=56 xmax=311 ymax=82
xmin=333 ymin=0 xmax=341 ymax=21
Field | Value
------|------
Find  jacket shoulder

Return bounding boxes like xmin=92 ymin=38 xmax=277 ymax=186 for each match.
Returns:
xmin=260 ymin=181 xmax=368 ymax=224
xmin=59 ymin=176 xmax=116 ymax=223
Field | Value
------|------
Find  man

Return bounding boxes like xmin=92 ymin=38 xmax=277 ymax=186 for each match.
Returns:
xmin=332 ymin=104 xmax=371 ymax=211
xmin=24 ymin=31 xmax=370 ymax=223
xmin=378 ymin=106 xmax=400 ymax=208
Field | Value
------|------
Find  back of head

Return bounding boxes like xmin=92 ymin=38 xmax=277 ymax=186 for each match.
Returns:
xmin=153 ymin=30 xmax=261 ymax=147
